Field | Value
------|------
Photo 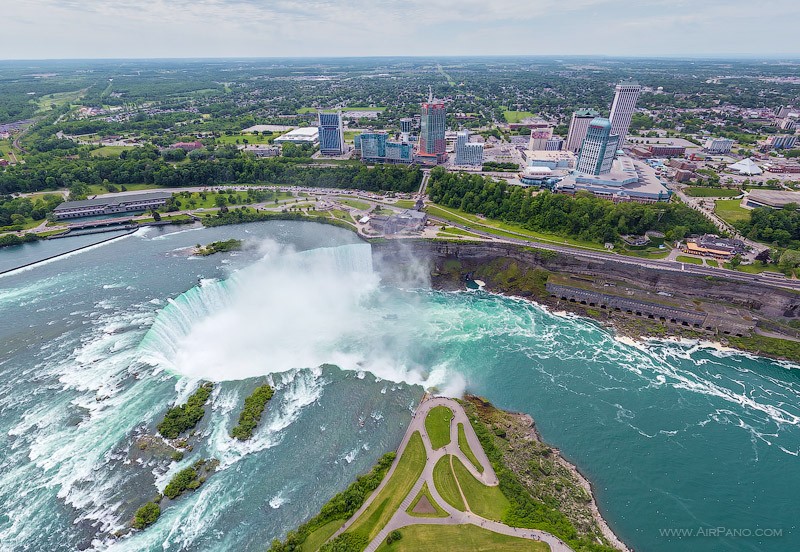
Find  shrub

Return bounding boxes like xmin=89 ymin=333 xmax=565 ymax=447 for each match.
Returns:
xmin=231 ymin=384 xmax=274 ymax=441
xmin=163 ymin=466 xmax=201 ymax=499
xmin=132 ymin=502 xmax=160 ymax=530
xmin=157 ymin=382 xmax=213 ymax=439
xmin=386 ymin=530 xmax=402 ymax=544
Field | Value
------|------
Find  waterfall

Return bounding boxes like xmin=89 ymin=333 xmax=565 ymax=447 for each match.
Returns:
xmin=138 ymin=243 xmax=379 ymax=381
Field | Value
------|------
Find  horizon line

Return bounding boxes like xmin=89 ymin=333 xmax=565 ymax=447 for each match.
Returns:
xmin=2 ymin=53 xmax=800 ymax=63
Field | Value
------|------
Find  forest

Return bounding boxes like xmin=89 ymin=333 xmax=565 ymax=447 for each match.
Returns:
xmin=427 ymin=168 xmax=716 ymax=244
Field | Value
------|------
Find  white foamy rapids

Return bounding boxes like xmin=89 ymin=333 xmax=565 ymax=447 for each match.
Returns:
xmin=0 ymin=303 xmax=171 ymax=546
xmin=137 ymin=241 xmax=445 ymax=390
xmin=206 ymin=368 xmax=325 ymax=471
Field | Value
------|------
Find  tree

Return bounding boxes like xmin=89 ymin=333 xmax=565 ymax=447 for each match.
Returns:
xmin=755 ymin=249 xmax=772 ymax=265
xmin=151 ymin=210 xmax=162 ymax=222
xmin=729 ymin=254 xmax=742 ymax=269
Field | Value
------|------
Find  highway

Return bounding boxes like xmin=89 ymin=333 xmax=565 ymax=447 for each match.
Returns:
xmin=424 ymin=213 xmax=800 ymax=292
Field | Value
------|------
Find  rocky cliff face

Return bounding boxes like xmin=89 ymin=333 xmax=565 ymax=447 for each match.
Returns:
xmin=372 ymin=240 xmax=800 ymax=338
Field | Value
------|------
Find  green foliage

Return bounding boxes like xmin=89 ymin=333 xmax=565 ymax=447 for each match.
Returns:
xmin=386 ymin=530 xmax=402 ymax=545
xmin=196 ymin=239 xmax=243 ymax=257
xmin=467 ymin=406 xmax=617 ymax=552
xmin=163 ymin=466 xmax=202 ymax=499
xmin=157 ymin=382 xmax=213 ymax=439
xmin=482 ymin=161 xmax=520 ymax=172
xmin=132 ymin=502 xmax=161 ymax=530
xmin=740 ymin=205 xmax=800 ymax=248
xmin=230 ymin=384 xmax=274 ymax=441
xmin=428 ymin=168 xmax=714 ymax=244
xmin=0 ymin=232 xmax=39 ymax=248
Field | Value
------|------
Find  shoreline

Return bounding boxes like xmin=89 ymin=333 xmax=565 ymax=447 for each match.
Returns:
xmin=509 ymin=409 xmax=630 ymax=552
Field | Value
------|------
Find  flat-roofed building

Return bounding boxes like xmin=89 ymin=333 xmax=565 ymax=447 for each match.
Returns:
xmin=744 ymin=189 xmax=800 ymax=209
xmin=704 ymin=137 xmax=734 ymax=154
xmin=576 ymin=118 xmax=619 ymax=175
xmin=53 ymin=192 xmax=172 ymax=220
xmin=455 ymin=130 xmax=484 ymax=166
xmin=555 ymin=156 xmax=671 ymax=203
xmin=609 ymin=82 xmax=641 ymax=143
xmin=274 ymin=127 xmax=320 ymax=145
xmin=683 ymin=235 xmax=746 ymax=259
xmin=318 ymin=111 xmax=345 ymax=155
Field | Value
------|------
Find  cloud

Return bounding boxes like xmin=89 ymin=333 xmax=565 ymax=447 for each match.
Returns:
xmin=4 ymin=0 xmax=800 ymax=58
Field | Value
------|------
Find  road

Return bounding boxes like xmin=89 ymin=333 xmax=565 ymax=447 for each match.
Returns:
xmin=331 ymin=396 xmax=576 ymax=552
xmin=423 ymin=210 xmax=800 ymax=292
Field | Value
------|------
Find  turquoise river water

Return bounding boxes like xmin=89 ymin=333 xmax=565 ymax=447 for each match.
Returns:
xmin=0 ymin=221 xmax=797 ymax=552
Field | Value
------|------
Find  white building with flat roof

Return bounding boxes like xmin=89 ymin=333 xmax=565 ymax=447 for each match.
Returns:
xmin=274 ymin=127 xmax=319 ymax=145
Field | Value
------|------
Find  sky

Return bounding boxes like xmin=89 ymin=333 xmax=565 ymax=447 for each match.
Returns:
xmin=4 ymin=0 xmax=800 ymax=60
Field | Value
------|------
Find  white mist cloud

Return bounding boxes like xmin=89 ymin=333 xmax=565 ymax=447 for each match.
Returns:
xmin=141 ymin=239 xmax=462 ymax=395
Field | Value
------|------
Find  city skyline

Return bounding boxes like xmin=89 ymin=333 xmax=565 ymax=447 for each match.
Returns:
xmin=4 ymin=0 xmax=800 ymax=60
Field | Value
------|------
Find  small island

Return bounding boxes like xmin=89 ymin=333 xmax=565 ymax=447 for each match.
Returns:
xmin=231 ymin=384 xmax=275 ymax=441
xmin=194 ymin=239 xmax=243 ymax=256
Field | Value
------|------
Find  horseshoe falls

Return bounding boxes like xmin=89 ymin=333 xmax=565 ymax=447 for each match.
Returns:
xmin=0 ymin=220 xmax=797 ymax=552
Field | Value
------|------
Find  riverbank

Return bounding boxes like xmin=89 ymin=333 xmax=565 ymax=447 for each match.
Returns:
xmin=461 ymin=395 xmax=629 ymax=552
xmin=370 ymin=239 xmax=800 ymax=364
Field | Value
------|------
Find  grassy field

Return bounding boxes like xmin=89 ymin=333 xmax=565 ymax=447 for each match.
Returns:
xmin=457 ymin=423 xmax=483 ymax=473
xmin=346 ymin=431 xmax=426 ymax=542
xmin=215 ymin=133 xmax=281 ymax=145
xmin=715 ymin=199 xmax=751 ymax=225
xmin=90 ymin=146 xmax=137 ymax=158
xmin=85 ymin=183 xmax=159 ymax=194
xmin=707 ymin=259 xmax=719 ymax=267
xmin=503 ymin=110 xmax=535 ymax=124
xmin=438 ymin=226 xmax=480 ymax=238
xmin=300 ymin=519 xmax=344 ymax=552
xmin=375 ymin=524 xmax=549 ymax=552
xmin=426 ymin=204 xmax=604 ymax=251
xmin=432 ymin=456 xmax=465 ymax=512
xmin=724 ymin=262 xmax=776 ymax=274
xmin=425 ymin=406 xmax=453 ymax=450
xmin=36 ymin=89 xmax=85 ymax=113
xmin=339 ymin=199 xmax=371 ymax=211
xmin=676 ymin=255 xmax=704 ymax=265
xmin=452 ymin=456 xmax=509 ymax=521
xmin=343 ymin=130 xmax=362 ymax=143
xmin=406 ymin=482 xmax=448 ymax=518
xmin=393 ymin=199 xmax=416 ymax=209
xmin=684 ymin=187 xmax=741 ymax=198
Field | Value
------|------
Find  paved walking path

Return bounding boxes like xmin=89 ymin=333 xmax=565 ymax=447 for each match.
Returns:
xmin=331 ymin=395 xmax=574 ymax=552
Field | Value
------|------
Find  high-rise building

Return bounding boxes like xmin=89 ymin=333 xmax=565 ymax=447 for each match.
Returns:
xmin=576 ymin=118 xmax=619 ymax=175
xmin=455 ymin=130 xmax=484 ymax=166
xmin=359 ymin=131 xmax=413 ymax=164
xmin=318 ymin=111 xmax=345 ymax=155
xmin=565 ymin=109 xmax=600 ymax=152
xmin=419 ymin=89 xmax=447 ymax=163
xmin=609 ymin=82 xmax=641 ymax=143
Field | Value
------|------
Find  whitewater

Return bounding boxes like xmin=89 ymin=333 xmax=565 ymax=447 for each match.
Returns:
xmin=0 ymin=220 xmax=797 ymax=552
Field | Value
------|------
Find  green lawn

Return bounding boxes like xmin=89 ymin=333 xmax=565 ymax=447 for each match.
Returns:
xmin=452 ymin=456 xmax=509 ymax=521
xmin=297 ymin=107 xmax=319 ymax=114
xmin=684 ymin=187 xmax=741 ymax=198
xmin=715 ymin=199 xmax=751 ymax=225
xmin=216 ymin=133 xmax=282 ymax=145
xmin=339 ymin=199 xmax=371 ymax=211
xmin=457 ymin=423 xmax=483 ymax=474
xmin=425 ymin=406 xmax=453 ymax=450
xmin=432 ymin=456 xmax=465 ymax=512
xmin=438 ymin=226 xmax=480 ymax=238
xmin=375 ymin=524 xmax=549 ymax=552
xmin=86 ymin=183 xmax=158 ymax=194
xmin=346 ymin=432 xmax=426 ymax=542
xmin=724 ymin=262 xmax=776 ymax=274
xmin=426 ymin=204 xmax=604 ymax=251
xmin=90 ymin=146 xmax=137 ymax=158
xmin=707 ymin=259 xmax=719 ymax=267
xmin=300 ymin=519 xmax=345 ymax=552
xmin=503 ymin=111 xmax=536 ymax=124
xmin=36 ymin=89 xmax=85 ymax=113
xmin=676 ymin=255 xmax=704 ymax=265
xmin=393 ymin=200 xmax=416 ymax=209
xmin=343 ymin=130 xmax=362 ymax=143
xmin=406 ymin=482 xmax=448 ymax=518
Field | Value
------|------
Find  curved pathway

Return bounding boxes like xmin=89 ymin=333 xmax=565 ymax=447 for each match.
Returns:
xmin=332 ymin=395 xmax=575 ymax=552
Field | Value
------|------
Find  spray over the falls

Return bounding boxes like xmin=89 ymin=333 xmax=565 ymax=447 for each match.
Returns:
xmin=138 ymin=240 xmax=464 ymax=394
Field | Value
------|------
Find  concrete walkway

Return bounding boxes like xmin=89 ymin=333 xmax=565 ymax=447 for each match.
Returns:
xmin=331 ymin=396 xmax=575 ymax=552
